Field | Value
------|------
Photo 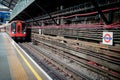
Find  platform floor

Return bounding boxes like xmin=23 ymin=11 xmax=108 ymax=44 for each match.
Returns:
xmin=0 ymin=32 xmax=52 ymax=80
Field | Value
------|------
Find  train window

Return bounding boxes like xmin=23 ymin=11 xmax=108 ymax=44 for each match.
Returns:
xmin=18 ymin=26 xmax=20 ymax=33
xmin=22 ymin=23 xmax=26 ymax=32
xmin=11 ymin=22 xmax=16 ymax=32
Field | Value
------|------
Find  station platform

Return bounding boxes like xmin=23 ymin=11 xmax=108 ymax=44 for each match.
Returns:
xmin=0 ymin=32 xmax=52 ymax=80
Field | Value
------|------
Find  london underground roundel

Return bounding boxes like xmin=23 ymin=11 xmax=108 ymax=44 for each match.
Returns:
xmin=103 ymin=32 xmax=113 ymax=45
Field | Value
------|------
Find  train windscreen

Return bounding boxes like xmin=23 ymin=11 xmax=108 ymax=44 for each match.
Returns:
xmin=22 ymin=23 xmax=26 ymax=32
xmin=11 ymin=22 xmax=16 ymax=33
xmin=18 ymin=25 xmax=20 ymax=33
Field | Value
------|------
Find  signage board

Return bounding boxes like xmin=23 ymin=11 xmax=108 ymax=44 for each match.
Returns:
xmin=103 ymin=32 xmax=113 ymax=45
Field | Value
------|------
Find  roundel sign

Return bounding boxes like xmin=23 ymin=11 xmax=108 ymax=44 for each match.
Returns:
xmin=103 ymin=32 xmax=113 ymax=45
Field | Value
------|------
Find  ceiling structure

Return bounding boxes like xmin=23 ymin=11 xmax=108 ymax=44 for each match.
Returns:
xmin=0 ymin=0 xmax=90 ymax=10
xmin=0 ymin=0 xmax=18 ymax=10
xmin=0 ymin=0 xmax=119 ymax=25
xmin=0 ymin=0 xmax=91 ymax=21
xmin=12 ymin=0 xmax=91 ymax=20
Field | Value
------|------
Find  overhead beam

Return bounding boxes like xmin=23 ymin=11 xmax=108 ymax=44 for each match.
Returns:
xmin=0 ymin=0 xmax=17 ymax=10
xmin=23 ymin=11 xmax=40 ymax=26
xmin=0 ymin=0 xmax=12 ymax=9
xmin=9 ymin=0 xmax=13 ymax=8
xmin=90 ymin=0 xmax=110 ymax=24
xmin=0 ymin=0 xmax=3 ymax=3
xmin=34 ymin=2 xmax=59 ymax=25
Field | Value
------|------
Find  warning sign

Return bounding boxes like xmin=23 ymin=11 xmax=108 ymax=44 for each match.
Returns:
xmin=103 ymin=32 xmax=113 ymax=45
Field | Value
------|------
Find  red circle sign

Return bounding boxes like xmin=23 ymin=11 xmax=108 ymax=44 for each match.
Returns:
xmin=104 ymin=34 xmax=112 ymax=43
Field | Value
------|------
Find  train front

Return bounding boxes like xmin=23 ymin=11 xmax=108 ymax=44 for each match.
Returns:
xmin=10 ymin=21 xmax=26 ymax=40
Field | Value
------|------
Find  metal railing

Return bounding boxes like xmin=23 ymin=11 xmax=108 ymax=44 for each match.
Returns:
xmin=28 ymin=0 xmax=120 ymax=22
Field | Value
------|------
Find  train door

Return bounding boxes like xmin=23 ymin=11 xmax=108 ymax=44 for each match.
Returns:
xmin=16 ymin=22 xmax=22 ymax=34
xmin=11 ymin=22 xmax=16 ymax=34
xmin=22 ymin=22 xmax=26 ymax=34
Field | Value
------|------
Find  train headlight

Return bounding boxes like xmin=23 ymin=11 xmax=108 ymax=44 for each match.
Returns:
xmin=23 ymin=32 xmax=26 ymax=34
xmin=12 ymin=32 xmax=14 ymax=34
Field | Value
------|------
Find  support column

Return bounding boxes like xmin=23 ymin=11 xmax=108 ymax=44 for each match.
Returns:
xmin=60 ymin=5 xmax=64 ymax=24
xmin=91 ymin=0 xmax=110 ymax=24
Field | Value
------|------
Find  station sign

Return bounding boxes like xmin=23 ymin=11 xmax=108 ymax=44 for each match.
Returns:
xmin=39 ymin=29 xmax=42 ymax=34
xmin=102 ymin=32 xmax=113 ymax=45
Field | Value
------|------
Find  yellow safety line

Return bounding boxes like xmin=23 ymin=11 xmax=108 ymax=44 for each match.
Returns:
xmin=13 ymin=44 xmax=42 ymax=80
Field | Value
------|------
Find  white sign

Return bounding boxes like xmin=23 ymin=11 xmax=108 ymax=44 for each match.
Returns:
xmin=102 ymin=32 xmax=113 ymax=45
xmin=39 ymin=29 xmax=41 ymax=34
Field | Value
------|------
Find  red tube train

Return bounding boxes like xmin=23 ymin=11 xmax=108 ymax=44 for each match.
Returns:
xmin=6 ymin=20 xmax=27 ymax=40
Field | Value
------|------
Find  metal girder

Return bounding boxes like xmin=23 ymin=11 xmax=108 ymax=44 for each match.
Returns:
xmin=0 ymin=1 xmax=12 ymax=9
xmin=0 ymin=0 xmax=18 ymax=10
xmin=34 ymin=2 xmax=58 ymax=25
xmin=23 ymin=11 xmax=40 ymax=26
xmin=90 ymin=0 xmax=110 ymax=24
xmin=9 ymin=0 xmax=13 ymax=8
xmin=0 ymin=0 xmax=3 ymax=2
xmin=0 ymin=0 xmax=4 ymax=5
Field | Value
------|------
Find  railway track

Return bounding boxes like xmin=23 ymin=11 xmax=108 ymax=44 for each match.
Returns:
xmin=17 ymin=32 xmax=120 ymax=80
xmin=19 ymin=42 xmax=81 ymax=80
xmin=32 ymin=34 xmax=120 ymax=71
xmin=31 ymin=33 xmax=120 ymax=80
